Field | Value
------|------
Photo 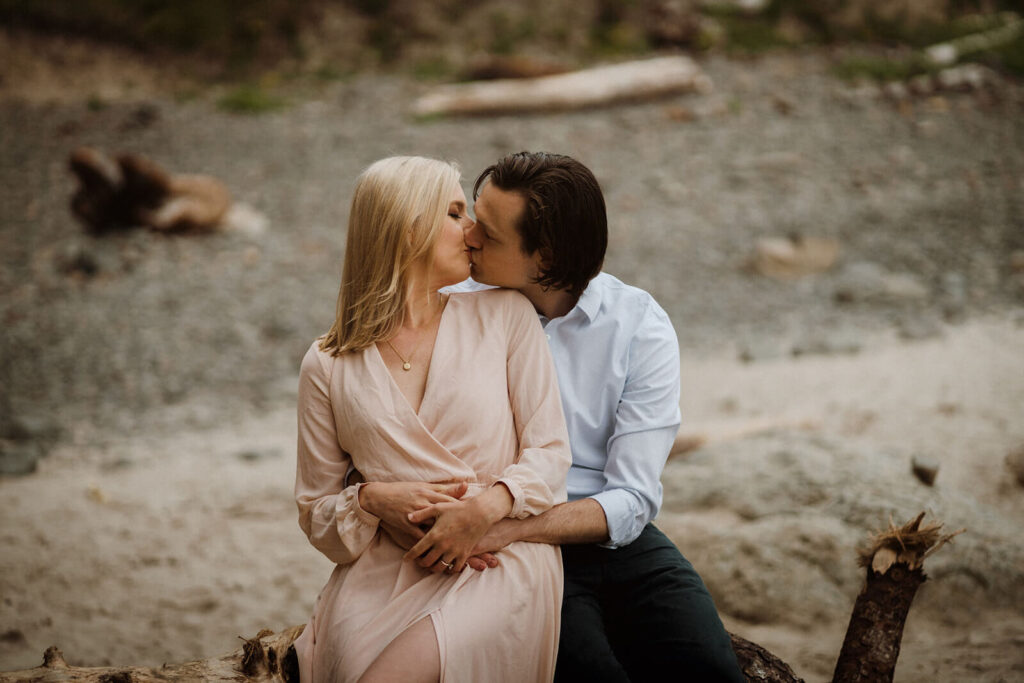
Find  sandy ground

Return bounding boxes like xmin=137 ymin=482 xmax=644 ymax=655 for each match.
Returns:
xmin=2 ymin=28 xmax=1023 ymax=681
xmin=1 ymin=320 xmax=1022 ymax=681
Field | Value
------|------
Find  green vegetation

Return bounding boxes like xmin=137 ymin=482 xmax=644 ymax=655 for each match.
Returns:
xmin=831 ymin=54 xmax=933 ymax=82
xmin=217 ymin=84 xmax=288 ymax=114
xmin=312 ymin=64 xmax=349 ymax=82
xmin=2 ymin=0 xmax=1022 ymax=81
xmin=411 ymin=57 xmax=454 ymax=81
xmin=488 ymin=10 xmax=539 ymax=56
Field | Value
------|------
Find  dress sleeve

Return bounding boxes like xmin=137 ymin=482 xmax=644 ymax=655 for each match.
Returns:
xmin=494 ymin=294 xmax=572 ymax=518
xmin=589 ymin=299 xmax=681 ymax=548
xmin=294 ymin=342 xmax=381 ymax=565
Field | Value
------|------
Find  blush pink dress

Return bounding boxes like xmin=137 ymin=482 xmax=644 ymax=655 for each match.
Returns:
xmin=293 ymin=289 xmax=571 ymax=683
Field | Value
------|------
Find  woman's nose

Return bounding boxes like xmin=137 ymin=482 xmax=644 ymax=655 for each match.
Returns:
xmin=463 ymin=220 xmax=481 ymax=248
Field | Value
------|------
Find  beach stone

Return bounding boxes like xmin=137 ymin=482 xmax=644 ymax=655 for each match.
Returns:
xmin=833 ymin=261 xmax=929 ymax=304
xmin=55 ymin=242 xmax=102 ymax=278
xmin=792 ymin=329 xmax=862 ymax=356
xmin=236 ymin=447 xmax=282 ymax=462
xmin=898 ymin=315 xmax=944 ymax=341
xmin=739 ymin=337 xmax=787 ymax=363
xmin=0 ymin=442 xmax=42 ymax=476
xmin=911 ymin=454 xmax=940 ymax=486
xmin=940 ymin=271 xmax=968 ymax=320
xmin=4 ymin=415 xmax=60 ymax=441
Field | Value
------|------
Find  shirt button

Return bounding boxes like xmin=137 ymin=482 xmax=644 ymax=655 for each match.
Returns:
xmin=546 ymin=334 xmax=551 ymax=340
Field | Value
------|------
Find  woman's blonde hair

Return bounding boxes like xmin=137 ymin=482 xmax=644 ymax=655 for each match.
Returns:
xmin=320 ymin=156 xmax=461 ymax=355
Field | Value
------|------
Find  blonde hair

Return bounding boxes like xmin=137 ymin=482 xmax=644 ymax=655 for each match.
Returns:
xmin=320 ymin=156 xmax=461 ymax=355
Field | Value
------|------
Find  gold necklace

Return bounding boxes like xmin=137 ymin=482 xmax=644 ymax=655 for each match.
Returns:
xmin=385 ymin=338 xmax=415 ymax=371
xmin=384 ymin=296 xmax=447 ymax=371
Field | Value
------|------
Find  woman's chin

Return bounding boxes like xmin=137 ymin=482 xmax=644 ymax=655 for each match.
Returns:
xmin=435 ymin=268 xmax=471 ymax=290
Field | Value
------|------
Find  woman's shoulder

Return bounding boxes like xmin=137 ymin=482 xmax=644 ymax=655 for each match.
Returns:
xmin=450 ymin=286 xmax=532 ymax=314
xmin=300 ymin=337 xmax=346 ymax=379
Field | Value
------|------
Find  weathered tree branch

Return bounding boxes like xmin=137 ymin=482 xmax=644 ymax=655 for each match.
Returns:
xmin=832 ymin=512 xmax=964 ymax=683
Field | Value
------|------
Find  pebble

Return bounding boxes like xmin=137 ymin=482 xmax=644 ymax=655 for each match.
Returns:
xmin=833 ymin=262 xmax=929 ymax=304
xmin=236 ymin=448 xmax=282 ymax=462
xmin=897 ymin=316 xmax=944 ymax=341
xmin=939 ymin=271 xmax=968 ymax=320
xmin=739 ymin=337 xmax=787 ymax=363
xmin=55 ymin=243 xmax=101 ymax=277
xmin=792 ymin=329 xmax=862 ymax=357
xmin=911 ymin=455 xmax=940 ymax=486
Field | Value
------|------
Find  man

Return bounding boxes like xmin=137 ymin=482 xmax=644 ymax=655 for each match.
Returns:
xmin=452 ymin=152 xmax=744 ymax=682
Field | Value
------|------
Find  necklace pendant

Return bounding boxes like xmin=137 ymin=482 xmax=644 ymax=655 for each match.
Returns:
xmin=402 ymin=362 xmax=412 ymax=371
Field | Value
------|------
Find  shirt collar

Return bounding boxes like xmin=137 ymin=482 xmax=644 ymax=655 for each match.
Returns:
xmin=571 ymin=274 xmax=604 ymax=322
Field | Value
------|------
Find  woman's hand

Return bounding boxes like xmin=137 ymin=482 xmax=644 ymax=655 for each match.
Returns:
xmin=359 ymin=481 xmax=468 ymax=547
xmin=404 ymin=484 xmax=513 ymax=573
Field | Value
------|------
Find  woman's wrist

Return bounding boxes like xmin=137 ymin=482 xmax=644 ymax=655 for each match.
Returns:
xmin=473 ymin=483 xmax=514 ymax=525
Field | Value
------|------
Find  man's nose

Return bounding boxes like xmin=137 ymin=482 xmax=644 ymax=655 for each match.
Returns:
xmin=463 ymin=220 xmax=481 ymax=249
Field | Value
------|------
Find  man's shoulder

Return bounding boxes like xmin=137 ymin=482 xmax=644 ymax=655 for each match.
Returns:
xmin=588 ymin=273 xmax=670 ymax=326
xmin=443 ymin=278 xmax=496 ymax=294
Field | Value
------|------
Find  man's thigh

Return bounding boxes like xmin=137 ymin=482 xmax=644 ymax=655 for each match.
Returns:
xmin=603 ymin=525 xmax=745 ymax=682
xmin=555 ymin=547 xmax=630 ymax=683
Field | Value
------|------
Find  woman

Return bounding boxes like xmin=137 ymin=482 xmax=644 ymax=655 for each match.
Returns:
xmin=292 ymin=156 xmax=571 ymax=682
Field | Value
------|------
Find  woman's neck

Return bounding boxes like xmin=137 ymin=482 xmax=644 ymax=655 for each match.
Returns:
xmin=402 ymin=271 xmax=447 ymax=329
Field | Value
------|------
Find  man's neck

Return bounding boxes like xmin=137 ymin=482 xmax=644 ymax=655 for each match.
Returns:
xmin=518 ymin=282 xmax=578 ymax=320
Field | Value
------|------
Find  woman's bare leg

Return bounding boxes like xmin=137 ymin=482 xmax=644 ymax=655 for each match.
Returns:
xmin=358 ymin=616 xmax=441 ymax=683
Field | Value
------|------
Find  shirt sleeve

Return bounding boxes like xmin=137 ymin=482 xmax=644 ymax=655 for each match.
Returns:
xmin=494 ymin=293 xmax=572 ymax=518
xmin=590 ymin=300 xmax=681 ymax=548
xmin=294 ymin=342 xmax=381 ymax=565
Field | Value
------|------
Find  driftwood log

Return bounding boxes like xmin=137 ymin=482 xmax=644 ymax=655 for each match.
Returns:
xmin=69 ymin=147 xmax=232 ymax=234
xmin=1 ymin=513 xmax=959 ymax=682
xmin=0 ymin=628 xmax=794 ymax=683
xmin=412 ymin=56 xmax=712 ymax=117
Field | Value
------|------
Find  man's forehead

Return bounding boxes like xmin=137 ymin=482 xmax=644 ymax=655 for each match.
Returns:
xmin=475 ymin=184 xmax=524 ymax=230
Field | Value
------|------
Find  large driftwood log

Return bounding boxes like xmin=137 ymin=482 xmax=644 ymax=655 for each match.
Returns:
xmin=832 ymin=512 xmax=964 ymax=683
xmin=2 ymin=513 xmax=959 ymax=682
xmin=0 ymin=627 xmax=796 ymax=683
xmin=0 ymin=626 xmax=302 ymax=682
xmin=731 ymin=632 xmax=804 ymax=683
xmin=412 ymin=56 xmax=712 ymax=117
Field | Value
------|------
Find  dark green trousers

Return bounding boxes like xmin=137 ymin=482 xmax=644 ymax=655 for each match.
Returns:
xmin=555 ymin=524 xmax=745 ymax=683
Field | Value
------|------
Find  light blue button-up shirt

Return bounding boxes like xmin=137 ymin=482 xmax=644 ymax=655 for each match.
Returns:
xmin=449 ymin=273 xmax=681 ymax=548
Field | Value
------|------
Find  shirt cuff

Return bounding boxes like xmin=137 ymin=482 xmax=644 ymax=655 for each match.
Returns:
xmin=589 ymin=489 xmax=643 ymax=549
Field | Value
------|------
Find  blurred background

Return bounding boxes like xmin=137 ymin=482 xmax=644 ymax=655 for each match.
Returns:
xmin=1 ymin=1 xmax=1023 ymax=681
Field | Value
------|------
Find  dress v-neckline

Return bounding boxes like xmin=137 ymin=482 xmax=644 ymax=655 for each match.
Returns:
xmin=373 ymin=295 xmax=454 ymax=419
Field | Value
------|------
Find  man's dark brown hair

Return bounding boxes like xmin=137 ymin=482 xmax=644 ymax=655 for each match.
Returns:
xmin=474 ymin=151 xmax=607 ymax=296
